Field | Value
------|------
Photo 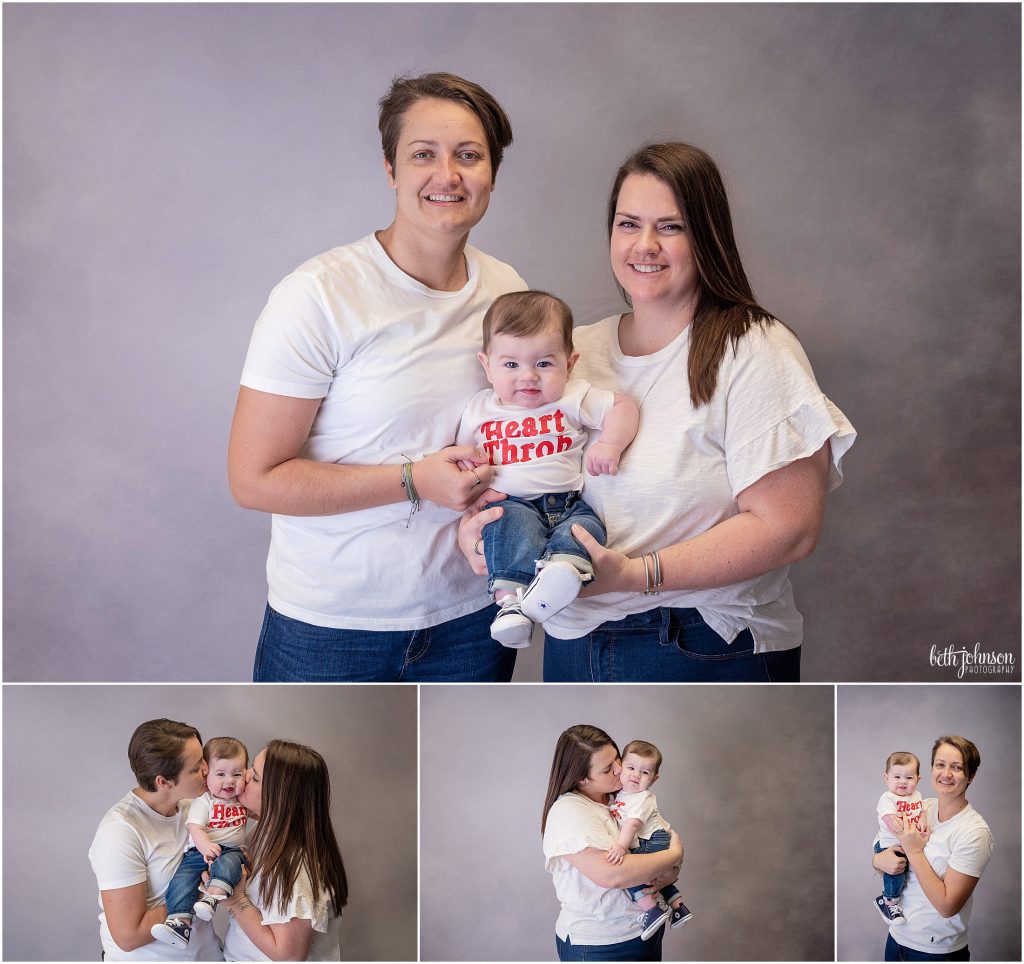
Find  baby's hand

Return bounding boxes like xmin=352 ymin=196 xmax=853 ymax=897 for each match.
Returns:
xmin=201 ymin=842 xmax=222 ymax=862
xmin=606 ymin=844 xmax=626 ymax=864
xmin=586 ymin=442 xmax=623 ymax=477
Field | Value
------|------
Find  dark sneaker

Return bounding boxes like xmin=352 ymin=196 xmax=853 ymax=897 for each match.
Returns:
xmin=638 ymin=905 xmax=670 ymax=940
xmin=874 ymin=895 xmax=905 ymax=924
xmin=670 ymin=902 xmax=693 ymax=928
xmin=490 ymin=594 xmax=533 ymax=648
xmin=151 ymin=917 xmax=191 ymax=948
xmin=520 ymin=561 xmax=583 ymax=623
xmin=193 ymin=895 xmax=219 ymax=921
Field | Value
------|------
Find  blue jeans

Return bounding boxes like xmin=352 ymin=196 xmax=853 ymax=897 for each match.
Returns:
xmin=164 ymin=846 xmax=246 ymax=919
xmin=624 ymin=830 xmax=681 ymax=904
xmin=885 ymin=934 xmax=970 ymax=961
xmin=544 ymin=607 xmax=800 ymax=682
xmin=557 ymin=927 xmax=664 ymax=961
xmin=253 ymin=604 xmax=516 ymax=682
xmin=483 ymin=491 xmax=606 ymax=591
xmin=874 ymin=841 xmax=906 ymax=899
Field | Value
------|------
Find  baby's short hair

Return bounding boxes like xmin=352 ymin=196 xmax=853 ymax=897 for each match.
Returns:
xmin=622 ymin=739 xmax=663 ymax=773
xmin=204 ymin=736 xmax=248 ymax=765
xmin=885 ymin=751 xmax=920 ymax=774
xmin=481 ymin=290 xmax=574 ymax=355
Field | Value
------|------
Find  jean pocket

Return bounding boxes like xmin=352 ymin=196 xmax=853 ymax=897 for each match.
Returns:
xmin=667 ymin=611 xmax=755 ymax=660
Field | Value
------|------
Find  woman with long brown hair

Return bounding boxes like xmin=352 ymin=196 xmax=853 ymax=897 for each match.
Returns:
xmin=464 ymin=141 xmax=856 ymax=681
xmin=542 ymin=725 xmax=684 ymax=961
xmin=222 ymin=740 xmax=348 ymax=961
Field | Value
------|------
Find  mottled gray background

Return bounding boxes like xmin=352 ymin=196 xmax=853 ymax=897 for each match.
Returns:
xmin=4 ymin=3 xmax=1020 ymax=681
xmin=836 ymin=685 xmax=1021 ymax=961
xmin=420 ymin=684 xmax=834 ymax=961
xmin=2 ymin=684 xmax=418 ymax=962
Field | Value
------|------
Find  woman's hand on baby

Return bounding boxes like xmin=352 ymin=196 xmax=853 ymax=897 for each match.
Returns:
xmin=605 ymin=844 xmax=626 ymax=864
xmin=898 ymin=819 xmax=930 ymax=856
xmin=873 ymin=846 xmax=908 ymax=876
xmin=571 ymin=526 xmax=645 ymax=595
xmin=586 ymin=441 xmax=624 ymax=477
xmin=457 ymin=493 xmax=507 ymax=575
xmin=416 ymin=446 xmax=497 ymax=512
xmin=217 ymin=866 xmax=250 ymax=909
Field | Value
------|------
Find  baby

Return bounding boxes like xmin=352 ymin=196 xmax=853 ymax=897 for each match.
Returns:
xmin=151 ymin=737 xmax=249 ymax=949
xmin=873 ymin=750 xmax=926 ymax=925
xmin=457 ymin=290 xmax=639 ymax=648
xmin=607 ymin=740 xmax=692 ymax=940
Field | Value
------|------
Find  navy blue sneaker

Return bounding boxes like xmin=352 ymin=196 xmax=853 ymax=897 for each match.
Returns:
xmin=670 ymin=902 xmax=693 ymax=927
xmin=638 ymin=905 xmax=670 ymax=940
xmin=874 ymin=895 xmax=905 ymax=924
xmin=151 ymin=917 xmax=191 ymax=947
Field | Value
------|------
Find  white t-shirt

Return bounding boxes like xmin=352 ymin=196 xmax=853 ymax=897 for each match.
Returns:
xmin=544 ymin=315 xmax=856 ymax=649
xmin=240 ymin=233 xmax=526 ymax=630
xmin=187 ymin=791 xmax=248 ymax=848
xmin=875 ymin=789 xmax=925 ymax=849
xmin=892 ymin=802 xmax=993 ymax=954
xmin=608 ymin=789 xmax=671 ymax=847
xmin=542 ymin=792 xmax=643 ymax=946
xmin=222 ymin=866 xmax=341 ymax=961
xmin=456 ymin=379 xmax=615 ymax=498
xmin=88 ymin=791 xmax=222 ymax=961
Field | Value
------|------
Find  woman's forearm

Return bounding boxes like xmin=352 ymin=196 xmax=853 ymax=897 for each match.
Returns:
xmin=230 ymin=902 xmax=313 ymax=961
xmin=231 ymin=456 xmax=407 ymax=516
xmin=100 ymin=887 xmax=166 ymax=952
xmin=903 ymin=851 xmax=976 ymax=919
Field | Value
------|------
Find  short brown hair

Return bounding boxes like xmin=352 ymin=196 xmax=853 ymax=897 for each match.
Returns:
xmin=204 ymin=737 xmax=248 ymax=766
xmin=885 ymin=751 xmax=920 ymax=774
xmin=378 ymin=72 xmax=513 ymax=180
xmin=932 ymin=735 xmax=981 ymax=783
xmin=128 ymin=719 xmax=202 ymax=792
xmin=482 ymin=290 xmax=574 ymax=355
xmin=622 ymin=739 xmax=663 ymax=774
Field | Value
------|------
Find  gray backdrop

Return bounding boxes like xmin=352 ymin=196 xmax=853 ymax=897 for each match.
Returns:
xmin=1 ymin=685 xmax=418 ymax=962
xmin=3 ymin=3 xmax=1020 ymax=682
xmin=420 ymin=685 xmax=834 ymax=961
xmin=836 ymin=685 xmax=1021 ymax=961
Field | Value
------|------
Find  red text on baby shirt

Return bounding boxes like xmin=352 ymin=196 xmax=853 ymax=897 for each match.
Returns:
xmin=208 ymin=802 xmax=247 ymax=829
xmin=895 ymin=798 xmax=925 ymax=828
xmin=480 ymin=411 xmax=571 ymax=465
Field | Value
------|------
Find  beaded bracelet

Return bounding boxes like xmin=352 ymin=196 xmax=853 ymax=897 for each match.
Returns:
xmin=399 ymin=455 xmax=420 ymax=527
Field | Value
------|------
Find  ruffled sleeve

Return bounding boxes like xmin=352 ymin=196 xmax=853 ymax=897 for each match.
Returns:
xmin=259 ymin=868 xmax=333 ymax=934
xmin=723 ymin=323 xmax=856 ymax=497
xmin=542 ymin=794 xmax=617 ymax=871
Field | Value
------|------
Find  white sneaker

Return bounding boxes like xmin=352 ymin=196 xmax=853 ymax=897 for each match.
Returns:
xmin=490 ymin=594 xmax=533 ymax=648
xmin=520 ymin=561 xmax=583 ymax=623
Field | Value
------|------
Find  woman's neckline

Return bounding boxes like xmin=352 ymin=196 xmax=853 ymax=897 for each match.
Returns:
xmin=609 ymin=313 xmax=690 ymax=366
xmin=935 ymin=797 xmax=970 ymax=824
xmin=373 ymin=227 xmax=471 ymax=293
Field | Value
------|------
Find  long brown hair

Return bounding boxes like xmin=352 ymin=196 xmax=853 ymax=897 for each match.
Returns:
xmin=541 ymin=724 xmax=619 ymax=834
xmin=607 ymin=142 xmax=776 ymax=407
xmin=248 ymin=740 xmax=349 ymax=916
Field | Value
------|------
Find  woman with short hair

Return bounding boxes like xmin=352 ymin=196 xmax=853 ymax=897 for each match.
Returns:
xmin=229 ymin=72 xmax=526 ymax=682
xmin=88 ymin=719 xmax=222 ymax=960
xmin=872 ymin=735 xmax=993 ymax=962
